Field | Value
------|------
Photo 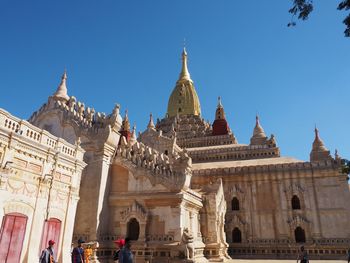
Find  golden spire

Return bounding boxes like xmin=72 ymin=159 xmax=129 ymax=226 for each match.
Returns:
xmin=178 ymin=47 xmax=191 ymax=81
xmin=53 ymin=69 xmax=69 ymax=101
xmin=167 ymin=48 xmax=201 ymax=117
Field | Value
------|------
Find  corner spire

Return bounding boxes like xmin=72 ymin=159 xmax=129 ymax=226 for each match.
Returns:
xmin=250 ymin=115 xmax=268 ymax=145
xmin=119 ymin=109 xmax=132 ymax=144
xmin=53 ymin=70 xmax=69 ymax=101
xmin=121 ymin=110 xmax=130 ymax=132
xmin=215 ymin=96 xmax=225 ymax=120
xmin=312 ymin=127 xmax=328 ymax=152
xmin=147 ymin=113 xmax=155 ymax=129
xmin=217 ymin=96 xmax=223 ymax=108
xmin=212 ymin=96 xmax=231 ymax=136
xmin=253 ymin=115 xmax=266 ymax=137
xmin=310 ymin=127 xmax=332 ymax=162
xmin=178 ymin=47 xmax=191 ymax=81
xmin=131 ymin=124 xmax=137 ymax=142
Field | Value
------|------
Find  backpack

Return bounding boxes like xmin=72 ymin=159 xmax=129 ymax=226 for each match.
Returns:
xmin=113 ymin=250 xmax=120 ymax=260
xmin=39 ymin=248 xmax=54 ymax=263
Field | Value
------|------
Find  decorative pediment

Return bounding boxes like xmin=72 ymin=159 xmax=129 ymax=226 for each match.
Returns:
xmin=284 ymin=183 xmax=305 ymax=196
xmin=287 ymin=215 xmax=310 ymax=228
xmin=226 ymin=214 xmax=246 ymax=227
xmin=120 ymin=200 xmax=147 ymax=223
xmin=228 ymin=184 xmax=244 ymax=196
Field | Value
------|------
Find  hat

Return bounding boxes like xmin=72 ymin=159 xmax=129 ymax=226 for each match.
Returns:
xmin=48 ymin=240 xmax=55 ymax=246
xmin=78 ymin=238 xmax=85 ymax=244
xmin=114 ymin=239 xmax=125 ymax=247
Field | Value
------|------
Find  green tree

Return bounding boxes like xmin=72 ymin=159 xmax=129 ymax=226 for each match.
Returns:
xmin=341 ymin=159 xmax=350 ymax=181
xmin=288 ymin=0 xmax=350 ymax=37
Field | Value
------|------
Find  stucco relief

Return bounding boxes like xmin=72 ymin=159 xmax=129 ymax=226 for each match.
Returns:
xmin=284 ymin=183 xmax=307 ymax=210
xmin=287 ymin=214 xmax=311 ymax=241
xmin=4 ymin=201 xmax=34 ymax=217
xmin=6 ymin=178 xmax=38 ymax=197
xmin=225 ymin=214 xmax=248 ymax=242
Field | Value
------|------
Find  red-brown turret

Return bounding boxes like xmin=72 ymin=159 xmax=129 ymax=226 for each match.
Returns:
xmin=212 ymin=97 xmax=230 ymax=136
xmin=119 ymin=110 xmax=132 ymax=143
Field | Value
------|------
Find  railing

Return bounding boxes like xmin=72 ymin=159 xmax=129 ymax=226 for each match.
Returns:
xmin=0 ymin=108 xmax=78 ymax=158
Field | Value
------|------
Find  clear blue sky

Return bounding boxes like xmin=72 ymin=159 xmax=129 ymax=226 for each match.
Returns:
xmin=0 ymin=1 xmax=349 ymax=161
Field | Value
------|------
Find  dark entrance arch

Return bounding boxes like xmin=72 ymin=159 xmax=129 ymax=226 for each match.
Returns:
xmin=232 ymin=227 xmax=242 ymax=243
xmin=294 ymin=227 xmax=306 ymax=243
xmin=127 ymin=218 xmax=140 ymax=241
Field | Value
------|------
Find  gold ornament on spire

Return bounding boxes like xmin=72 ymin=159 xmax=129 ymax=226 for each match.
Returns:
xmin=179 ymin=48 xmax=191 ymax=81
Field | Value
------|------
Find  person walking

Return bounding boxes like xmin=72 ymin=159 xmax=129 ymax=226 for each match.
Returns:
xmin=39 ymin=240 xmax=56 ymax=263
xmin=72 ymin=238 xmax=85 ymax=263
xmin=297 ymin=245 xmax=309 ymax=263
xmin=347 ymin=248 xmax=350 ymax=263
xmin=119 ymin=238 xmax=133 ymax=263
xmin=84 ymin=245 xmax=93 ymax=263
xmin=113 ymin=239 xmax=125 ymax=262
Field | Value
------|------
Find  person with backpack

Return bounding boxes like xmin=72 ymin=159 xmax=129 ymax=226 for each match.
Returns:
xmin=39 ymin=240 xmax=56 ymax=263
xmin=113 ymin=239 xmax=125 ymax=262
xmin=119 ymin=238 xmax=133 ymax=263
xmin=297 ymin=245 xmax=309 ymax=263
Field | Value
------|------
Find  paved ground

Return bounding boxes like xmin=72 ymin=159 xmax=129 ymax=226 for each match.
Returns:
xmin=228 ymin=260 xmax=347 ymax=263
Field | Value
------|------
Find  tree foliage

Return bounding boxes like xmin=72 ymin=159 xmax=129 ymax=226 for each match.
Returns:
xmin=341 ymin=159 xmax=350 ymax=181
xmin=288 ymin=0 xmax=350 ymax=37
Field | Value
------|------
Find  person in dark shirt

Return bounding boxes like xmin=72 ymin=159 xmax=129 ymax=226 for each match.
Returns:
xmin=119 ymin=238 xmax=133 ymax=263
xmin=72 ymin=238 xmax=85 ymax=263
xmin=113 ymin=239 xmax=125 ymax=262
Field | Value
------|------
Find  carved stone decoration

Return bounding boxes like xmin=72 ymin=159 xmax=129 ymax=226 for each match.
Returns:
xmin=287 ymin=215 xmax=312 ymax=242
xmin=284 ymin=183 xmax=306 ymax=210
xmin=119 ymin=200 xmax=148 ymax=242
xmin=182 ymin=227 xmax=195 ymax=261
xmin=225 ymin=214 xmax=249 ymax=243
xmin=115 ymin=138 xmax=192 ymax=191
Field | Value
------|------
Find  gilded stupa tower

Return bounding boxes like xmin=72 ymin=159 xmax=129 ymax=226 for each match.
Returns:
xmin=167 ymin=48 xmax=201 ymax=117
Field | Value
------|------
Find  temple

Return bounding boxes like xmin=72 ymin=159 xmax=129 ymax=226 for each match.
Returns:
xmin=0 ymin=49 xmax=349 ymax=262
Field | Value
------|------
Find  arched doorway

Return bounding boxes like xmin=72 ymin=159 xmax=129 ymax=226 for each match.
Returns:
xmin=231 ymin=197 xmax=240 ymax=211
xmin=292 ymin=195 xmax=301 ymax=210
xmin=0 ymin=213 xmax=28 ymax=263
xmin=127 ymin=218 xmax=140 ymax=240
xmin=232 ymin=227 xmax=242 ymax=243
xmin=294 ymin=227 xmax=306 ymax=243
